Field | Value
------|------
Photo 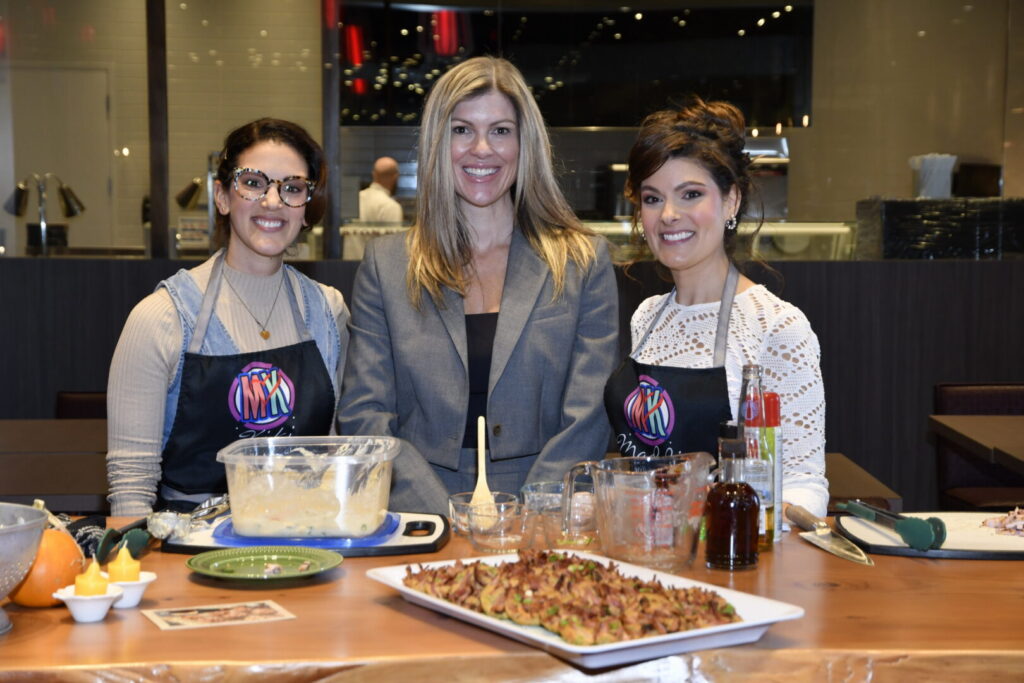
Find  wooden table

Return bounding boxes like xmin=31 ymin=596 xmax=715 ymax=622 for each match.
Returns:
xmin=928 ymin=415 xmax=1024 ymax=477
xmin=2 ymin=520 xmax=1023 ymax=682
xmin=0 ymin=419 xmax=108 ymax=512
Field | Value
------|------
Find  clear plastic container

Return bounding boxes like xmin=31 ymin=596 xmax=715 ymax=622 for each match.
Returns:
xmin=216 ymin=436 xmax=399 ymax=538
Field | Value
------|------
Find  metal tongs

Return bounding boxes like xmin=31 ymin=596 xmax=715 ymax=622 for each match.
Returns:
xmin=837 ymin=500 xmax=947 ymax=551
xmin=146 ymin=494 xmax=231 ymax=543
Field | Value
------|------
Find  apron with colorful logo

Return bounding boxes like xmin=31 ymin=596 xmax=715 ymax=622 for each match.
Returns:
xmin=603 ymin=266 xmax=738 ymax=457
xmin=159 ymin=254 xmax=334 ymax=502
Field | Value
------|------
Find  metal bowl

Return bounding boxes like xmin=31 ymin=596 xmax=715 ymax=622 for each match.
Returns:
xmin=0 ymin=502 xmax=47 ymax=634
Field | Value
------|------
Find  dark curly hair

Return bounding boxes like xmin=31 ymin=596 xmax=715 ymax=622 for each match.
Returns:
xmin=624 ymin=97 xmax=757 ymax=264
xmin=213 ymin=118 xmax=327 ymax=248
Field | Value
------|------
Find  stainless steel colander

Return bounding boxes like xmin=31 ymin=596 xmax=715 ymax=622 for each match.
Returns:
xmin=0 ymin=502 xmax=47 ymax=635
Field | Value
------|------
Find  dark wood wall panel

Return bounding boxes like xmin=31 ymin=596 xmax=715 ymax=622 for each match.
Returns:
xmin=769 ymin=261 xmax=1024 ymax=512
xmin=2 ymin=257 xmax=1021 ymax=511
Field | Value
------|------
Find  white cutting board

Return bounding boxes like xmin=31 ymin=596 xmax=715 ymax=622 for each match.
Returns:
xmin=837 ymin=512 xmax=1024 ymax=559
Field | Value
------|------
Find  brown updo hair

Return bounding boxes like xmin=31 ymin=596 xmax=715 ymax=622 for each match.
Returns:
xmin=213 ymin=118 xmax=327 ymax=247
xmin=624 ymin=97 xmax=755 ymax=263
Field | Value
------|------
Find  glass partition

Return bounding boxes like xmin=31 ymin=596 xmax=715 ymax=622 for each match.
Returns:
xmin=0 ymin=1 xmax=1019 ymax=261
xmin=336 ymin=4 xmax=812 ymax=128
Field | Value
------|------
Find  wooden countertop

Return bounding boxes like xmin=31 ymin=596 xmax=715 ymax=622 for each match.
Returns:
xmin=0 ymin=419 xmax=108 ymax=512
xmin=2 ymin=520 xmax=1023 ymax=682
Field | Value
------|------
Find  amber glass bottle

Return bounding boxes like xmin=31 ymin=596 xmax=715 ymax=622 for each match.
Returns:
xmin=705 ymin=438 xmax=759 ymax=570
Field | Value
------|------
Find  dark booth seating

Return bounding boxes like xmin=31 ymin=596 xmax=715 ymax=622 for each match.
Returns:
xmin=933 ymin=383 xmax=1024 ymax=511
xmin=55 ymin=391 xmax=107 ymax=419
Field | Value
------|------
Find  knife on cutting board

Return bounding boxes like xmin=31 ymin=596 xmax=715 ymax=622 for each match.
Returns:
xmin=786 ymin=505 xmax=874 ymax=566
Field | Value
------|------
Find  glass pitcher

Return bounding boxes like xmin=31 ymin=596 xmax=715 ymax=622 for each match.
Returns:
xmin=562 ymin=452 xmax=715 ymax=573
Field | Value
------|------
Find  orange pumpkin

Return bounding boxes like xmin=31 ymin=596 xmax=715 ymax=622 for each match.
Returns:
xmin=9 ymin=528 xmax=86 ymax=607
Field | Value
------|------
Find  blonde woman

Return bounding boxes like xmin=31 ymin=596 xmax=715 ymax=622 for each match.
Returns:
xmin=339 ymin=57 xmax=618 ymax=514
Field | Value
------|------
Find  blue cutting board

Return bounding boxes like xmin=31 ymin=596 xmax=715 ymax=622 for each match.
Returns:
xmin=162 ymin=511 xmax=450 ymax=557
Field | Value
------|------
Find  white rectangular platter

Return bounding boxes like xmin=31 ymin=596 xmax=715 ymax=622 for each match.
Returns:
xmin=366 ymin=551 xmax=804 ymax=669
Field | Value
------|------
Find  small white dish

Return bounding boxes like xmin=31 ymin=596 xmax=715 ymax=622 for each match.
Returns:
xmin=52 ymin=584 xmax=124 ymax=623
xmin=101 ymin=571 xmax=157 ymax=608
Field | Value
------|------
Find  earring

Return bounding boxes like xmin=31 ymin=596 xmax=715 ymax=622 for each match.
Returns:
xmin=725 ymin=216 xmax=738 ymax=232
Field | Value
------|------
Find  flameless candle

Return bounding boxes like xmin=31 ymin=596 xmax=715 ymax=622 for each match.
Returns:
xmin=107 ymin=545 xmax=141 ymax=582
xmin=74 ymin=558 xmax=109 ymax=597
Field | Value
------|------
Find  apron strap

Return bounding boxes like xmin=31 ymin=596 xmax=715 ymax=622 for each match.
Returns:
xmin=632 ymin=263 xmax=740 ymax=368
xmin=188 ymin=250 xmax=310 ymax=353
xmin=189 ymin=251 xmax=226 ymax=354
xmin=712 ymin=265 xmax=739 ymax=367
xmin=281 ymin=265 xmax=313 ymax=343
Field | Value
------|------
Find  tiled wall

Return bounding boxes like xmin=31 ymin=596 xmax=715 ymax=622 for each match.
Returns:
xmin=1005 ymin=0 xmax=1024 ymax=198
xmin=1 ymin=0 xmax=149 ymax=252
xmin=166 ymin=2 xmax=321 ymax=243
xmin=788 ymin=0 xmax=1018 ymax=221
xmin=0 ymin=0 xmax=320 ymax=253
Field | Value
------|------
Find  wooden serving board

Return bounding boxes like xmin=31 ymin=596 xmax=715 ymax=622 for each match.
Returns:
xmin=836 ymin=511 xmax=1024 ymax=560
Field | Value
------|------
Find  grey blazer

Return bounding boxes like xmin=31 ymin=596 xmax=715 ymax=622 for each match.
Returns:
xmin=338 ymin=230 xmax=619 ymax=515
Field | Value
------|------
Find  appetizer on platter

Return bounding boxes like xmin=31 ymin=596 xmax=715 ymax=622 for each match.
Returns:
xmin=403 ymin=550 xmax=740 ymax=646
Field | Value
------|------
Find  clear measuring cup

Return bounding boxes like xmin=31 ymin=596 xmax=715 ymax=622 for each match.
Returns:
xmin=563 ymin=452 xmax=715 ymax=573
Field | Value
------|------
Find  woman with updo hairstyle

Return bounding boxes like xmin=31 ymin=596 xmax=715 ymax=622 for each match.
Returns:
xmin=603 ymin=97 xmax=828 ymax=518
xmin=107 ymin=118 xmax=349 ymax=515
xmin=340 ymin=56 xmax=618 ymax=515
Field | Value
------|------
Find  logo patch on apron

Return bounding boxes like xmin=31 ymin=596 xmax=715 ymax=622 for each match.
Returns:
xmin=623 ymin=374 xmax=676 ymax=446
xmin=228 ymin=361 xmax=295 ymax=430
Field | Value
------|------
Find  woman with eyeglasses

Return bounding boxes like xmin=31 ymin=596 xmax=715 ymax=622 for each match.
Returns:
xmin=106 ymin=118 xmax=348 ymax=515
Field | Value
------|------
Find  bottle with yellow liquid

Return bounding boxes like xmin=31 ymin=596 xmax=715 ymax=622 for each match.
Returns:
xmin=739 ymin=364 xmax=774 ymax=550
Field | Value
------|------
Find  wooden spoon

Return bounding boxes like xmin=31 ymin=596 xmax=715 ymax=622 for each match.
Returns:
xmin=470 ymin=416 xmax=497 ymax=516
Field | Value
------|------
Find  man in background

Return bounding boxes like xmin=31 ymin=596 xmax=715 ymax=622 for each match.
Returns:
xmin=358 ymin=156 xmax=403 ymax=224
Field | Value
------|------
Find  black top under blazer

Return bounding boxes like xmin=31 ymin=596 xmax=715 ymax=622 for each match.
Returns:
xmin=338 ymin=229 xmax=619 ymax=515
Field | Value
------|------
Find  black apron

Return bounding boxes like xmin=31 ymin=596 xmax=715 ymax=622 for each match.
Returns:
xmin=604 ymin=266 xmax=738 ymax=457
xmin=158 ymin=253 xmax=334 ymax=506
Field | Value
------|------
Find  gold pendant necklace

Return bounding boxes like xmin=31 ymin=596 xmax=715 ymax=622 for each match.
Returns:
xmin=223 ymin=270 xmax=285 ymax=340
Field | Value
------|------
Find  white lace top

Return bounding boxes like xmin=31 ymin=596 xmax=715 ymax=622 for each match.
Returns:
xmin=631 ymin=285 xmax=829 ymax=517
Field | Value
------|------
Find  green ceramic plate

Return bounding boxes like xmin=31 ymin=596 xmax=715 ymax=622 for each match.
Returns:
xmin=185 ymin=546 xmax=343 ymax=580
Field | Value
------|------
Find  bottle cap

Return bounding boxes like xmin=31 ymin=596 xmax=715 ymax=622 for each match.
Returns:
xmin=719 ymin=420 xmax=739 ymax=439
xmin=719 ymin=437 xmax=746 ymax=459
xmin=763 ymin=392 xmax=781 ymax=427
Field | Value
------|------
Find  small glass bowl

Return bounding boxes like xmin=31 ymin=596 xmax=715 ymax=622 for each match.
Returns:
xmin=448 ymin=491 xmax=518 ymax=535
xmin=520 ymin=481 xmax=565 ymax=513
xmin=52 ymin=584 xmax=124 ymax=623
xmin=467 ymin=502 xmax=530 ymax=553
xmin=538 ymin=505 xmax=601 ymax=551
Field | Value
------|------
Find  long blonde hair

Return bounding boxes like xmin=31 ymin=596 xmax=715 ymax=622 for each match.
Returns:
xmin=408 ymin=56 xmax=595 ymax=307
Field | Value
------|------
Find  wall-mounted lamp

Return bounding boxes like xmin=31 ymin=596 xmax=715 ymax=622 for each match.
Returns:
xmin=3 ymin=173 xmax=86 ymax=256
xmin=175 ymin=177 xmax=203 ymax=210
xmin=174 ymin=153 xmax=221 ymax=253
